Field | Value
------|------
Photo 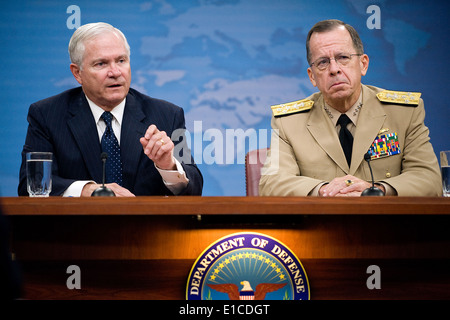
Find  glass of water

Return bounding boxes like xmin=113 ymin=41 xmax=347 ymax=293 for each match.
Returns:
xmin=441 ymin=151 xmax=450 ymax=197
xmin=26 ymin=152 xmax=53 ymax=197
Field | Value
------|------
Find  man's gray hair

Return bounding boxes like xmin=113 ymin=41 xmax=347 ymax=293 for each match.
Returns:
xmin=306 ymin=19 xmax=364 ymax=65
xmin=68 ymin=22 xmax=131 ymax=67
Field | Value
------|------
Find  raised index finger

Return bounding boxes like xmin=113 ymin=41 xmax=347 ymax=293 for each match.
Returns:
xmin=144 ymin=124 xmax=159 ymax=141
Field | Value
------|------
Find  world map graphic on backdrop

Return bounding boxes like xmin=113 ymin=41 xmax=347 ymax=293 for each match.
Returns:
xmin=1 ymin=0 xmax=448 ymax=196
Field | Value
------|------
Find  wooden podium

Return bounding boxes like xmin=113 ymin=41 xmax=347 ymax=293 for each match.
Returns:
xmin=2 ymin=196 xmax=450 ymax=300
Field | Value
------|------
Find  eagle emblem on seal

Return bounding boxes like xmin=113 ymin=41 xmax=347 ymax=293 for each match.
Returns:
xmin=207 ymin=280 xmax=287 ymax=300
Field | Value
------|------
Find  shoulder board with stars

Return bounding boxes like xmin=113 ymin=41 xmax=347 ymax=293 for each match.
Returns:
xmin=376 ymin=90 xmax=421 ymax=106
xmin=271 ymin=99 xmax=314 ymax=117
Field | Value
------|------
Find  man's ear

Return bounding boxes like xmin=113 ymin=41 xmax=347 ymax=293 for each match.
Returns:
xmin=307 ymin=67 xmax=317 ymax=87
xmin=70 ymin=63 xmax=83 ymax=85
xmin=360 ymin=54 xmax=369 ymax=76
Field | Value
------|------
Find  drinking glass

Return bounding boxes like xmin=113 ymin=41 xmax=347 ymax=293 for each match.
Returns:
xmin=440 ymin=151 xmax=450 ymax=197
xmin=26 ymin=152 xmax=53 ymax=197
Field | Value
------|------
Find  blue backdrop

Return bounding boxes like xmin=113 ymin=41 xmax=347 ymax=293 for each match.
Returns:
xmin=1 ymin=0 xmax=449 ymax=196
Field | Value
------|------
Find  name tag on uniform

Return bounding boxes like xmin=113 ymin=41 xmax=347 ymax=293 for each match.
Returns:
xmin=368 ymin=132 xmax=401 ymax=160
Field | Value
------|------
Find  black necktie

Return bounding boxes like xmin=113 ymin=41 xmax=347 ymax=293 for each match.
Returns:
xmin=101 ymin=111 xmax=123 ymax=185
xmin=337 ymin=114 xmax=353 ymax=166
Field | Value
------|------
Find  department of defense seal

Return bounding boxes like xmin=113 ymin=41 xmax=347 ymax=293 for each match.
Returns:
xmin=186 ymin=232 xmax=310 ymax=300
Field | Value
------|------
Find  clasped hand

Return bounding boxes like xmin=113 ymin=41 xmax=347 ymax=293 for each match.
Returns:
xmin=319 ymin=175 xmax=381 ymax=197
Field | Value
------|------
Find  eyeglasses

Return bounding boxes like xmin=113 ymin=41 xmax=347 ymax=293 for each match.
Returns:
xmin=310 ymin=53 xmax=363 ymax=71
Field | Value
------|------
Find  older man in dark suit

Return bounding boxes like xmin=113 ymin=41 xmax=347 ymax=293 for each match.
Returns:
xmin=18 ymin=22 xmax=202 ymax=197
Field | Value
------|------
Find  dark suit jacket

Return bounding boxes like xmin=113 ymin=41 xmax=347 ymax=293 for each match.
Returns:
xmin=18 ymin=87 xmax=203 ymax=196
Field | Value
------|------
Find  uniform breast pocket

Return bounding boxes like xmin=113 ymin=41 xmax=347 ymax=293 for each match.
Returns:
xmin=370 ymin=153 xmax=402 ymax=180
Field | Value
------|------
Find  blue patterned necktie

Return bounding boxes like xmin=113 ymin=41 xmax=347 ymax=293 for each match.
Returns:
xmin=101 ymin=111 xmax=123 ymax=185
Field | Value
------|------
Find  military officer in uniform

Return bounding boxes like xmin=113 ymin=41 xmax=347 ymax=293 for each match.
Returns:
xmin=259 ymin=19 xmax=442 ymax=197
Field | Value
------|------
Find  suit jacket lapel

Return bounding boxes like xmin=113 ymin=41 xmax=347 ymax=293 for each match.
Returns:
xmin=67 ymin=92 xmax=103 ymax=182
xmin=120 ymin=92 xmax=148 ymax=188
xmin=306 ymin=95 xmax=349 ymax=173
xmin=349 ymin=85 xmax=386 ymax=174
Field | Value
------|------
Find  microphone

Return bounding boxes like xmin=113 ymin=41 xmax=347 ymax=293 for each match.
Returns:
xmin=361 ymin=153 xmax=385 ymax=196
xmin=91 ymin=152 xmax=116 ymax=197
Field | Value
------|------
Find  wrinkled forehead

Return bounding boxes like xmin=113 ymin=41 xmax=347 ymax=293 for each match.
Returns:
xmin=309 ymin=27 xmax=354 ymax=57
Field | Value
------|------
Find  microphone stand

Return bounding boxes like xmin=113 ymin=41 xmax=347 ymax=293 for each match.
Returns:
xmin=361 ymin=153 xmax=385 ymax=196
xmin=91 ymin=152 xmax=116 ymax=197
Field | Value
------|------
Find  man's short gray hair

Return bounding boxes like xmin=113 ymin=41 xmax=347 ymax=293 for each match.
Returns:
xmin=306 ymin=19 xmax=364 ymax=65
xmin=68 ymin=22 xmax=131 ymax=67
